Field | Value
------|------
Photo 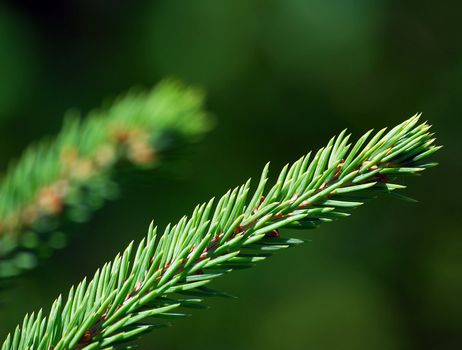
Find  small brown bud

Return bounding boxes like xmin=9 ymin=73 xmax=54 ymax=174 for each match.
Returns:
xmin=127 ymin=140 xmax=155 ymax=165
xmin=265 ymin=229 xmax=280 ymax=238
xmin=38 ymin=187 xmax=63 ymax=215
xmin=81 ymin=330 xmax=92 ymax=343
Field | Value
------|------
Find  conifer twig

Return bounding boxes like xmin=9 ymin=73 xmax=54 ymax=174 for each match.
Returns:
xmin=0 ymin=80 xmax=211 ymax=279
xmin=1 ymin=116 xmax=440 ymax=350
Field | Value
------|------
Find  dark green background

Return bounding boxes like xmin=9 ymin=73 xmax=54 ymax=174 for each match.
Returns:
xmin=0 ymin=1 xmax=460 ymax=349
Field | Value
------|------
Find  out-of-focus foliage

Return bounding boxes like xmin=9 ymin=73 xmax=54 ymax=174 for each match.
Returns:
xmin=0 ymin=0 xmax=460 ymax=349
xmin=0 ymin=80 xmax=210 ymax=279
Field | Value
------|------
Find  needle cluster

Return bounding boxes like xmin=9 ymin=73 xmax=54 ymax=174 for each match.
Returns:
xmin=1 ymin=116 xmax=439 ymax=350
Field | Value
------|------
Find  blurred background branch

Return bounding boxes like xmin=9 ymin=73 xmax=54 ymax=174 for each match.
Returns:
xmin=0 ymin=80 xmax=211 ymax=280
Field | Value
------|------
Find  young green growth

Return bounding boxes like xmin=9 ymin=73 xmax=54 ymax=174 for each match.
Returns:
xmin=0 ymin=80 xmax=211 ymax=279
xmin=1 ymin=116 xmax=439 ymax=350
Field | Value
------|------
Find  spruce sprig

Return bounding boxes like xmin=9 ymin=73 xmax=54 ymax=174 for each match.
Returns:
xmin=0 ymin=80 xmax=210 ymax=279
xmin=1 ymin=116 xmax=439 ymax=350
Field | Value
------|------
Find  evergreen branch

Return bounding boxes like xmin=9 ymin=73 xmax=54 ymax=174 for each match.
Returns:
xmin=0 ymin=80 xmax=211 ymax=279
xmin=1 ymin=116 xmax=440 ymax=350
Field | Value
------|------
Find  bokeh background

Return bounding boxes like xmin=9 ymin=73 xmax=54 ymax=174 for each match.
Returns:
xmin=0 ymin=0 xmax=460 ymax=349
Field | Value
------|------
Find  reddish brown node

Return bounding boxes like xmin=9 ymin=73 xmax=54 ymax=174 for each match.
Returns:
xmin=334 ymin=160 xmax=345 ymax=177
xmin=128 ymin=141 xmax=155 ymax=165
xmin=274 ymin=211 xmax=284 ymax=219
xmin=38 ymin=187 xmax=63 ymax=215
xmin=265 ymin=229 xmax=280 ymax=238
xmin=77 ymin=329 xmax=93 ymax=347
xmin=376 ymin=173 xmax=388 ymax=183
xmin=253 ymin=196 xmax=266 ymax=213
xmin=82 ymin=330 xmax=92 ymax=343
xmin=113 ymin=129 xmax=132 ymax=144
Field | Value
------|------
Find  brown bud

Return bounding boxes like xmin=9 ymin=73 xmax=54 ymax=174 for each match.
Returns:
xmin=265 ymin=229 xmax=280 ymax=238
xmin=38 ymin=187 xmax=63 ymax=215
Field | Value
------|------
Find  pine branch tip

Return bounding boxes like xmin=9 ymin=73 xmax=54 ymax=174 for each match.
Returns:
xmin=1 ymin=116 xmax=439 ymax=350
